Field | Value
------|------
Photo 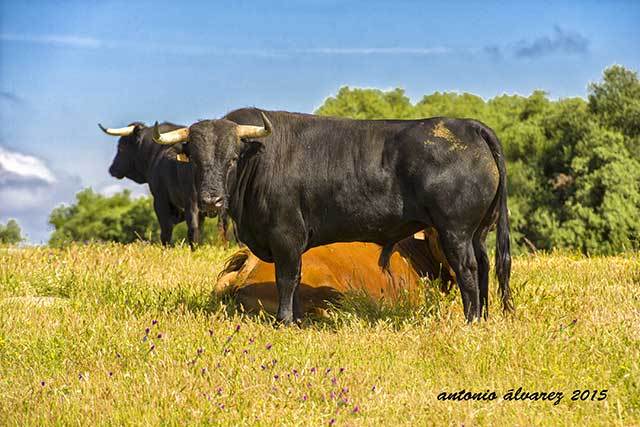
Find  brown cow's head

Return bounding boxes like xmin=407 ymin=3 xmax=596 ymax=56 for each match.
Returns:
xmin=152 ymin=112 xmax=271 ymax=214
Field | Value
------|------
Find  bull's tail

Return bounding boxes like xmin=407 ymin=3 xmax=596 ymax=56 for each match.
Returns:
xmin=479 ymin=126 xmax=514 ymax=313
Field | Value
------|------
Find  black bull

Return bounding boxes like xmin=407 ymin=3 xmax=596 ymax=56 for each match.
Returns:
xmin=100 ymin=122 xmax=225 ymax=249
xmin=154 ymin=109 xmax=513 ymax=322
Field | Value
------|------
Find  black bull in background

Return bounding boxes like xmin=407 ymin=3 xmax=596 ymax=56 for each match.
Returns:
xmin=153 ymin=109 xmax=513 ymax=323
xmin=99 ymin=122 xmax=227 ymax=249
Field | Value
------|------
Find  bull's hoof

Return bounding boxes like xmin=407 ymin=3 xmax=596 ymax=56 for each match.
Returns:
xmin=275 ymin=316 xmax=303 ymax=328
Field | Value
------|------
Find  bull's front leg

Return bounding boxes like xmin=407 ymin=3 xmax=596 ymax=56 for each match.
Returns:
xmin=274 ymin=252 xmax=303 ymax=325
xmin=154 ymin=197 xmax=174 ymax=246
xmin=185 ymin=201 xmax=200 ymax=251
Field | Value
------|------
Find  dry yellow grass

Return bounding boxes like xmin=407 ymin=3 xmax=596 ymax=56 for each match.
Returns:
xmin=0 ymin=243 xmax=639 ymax=426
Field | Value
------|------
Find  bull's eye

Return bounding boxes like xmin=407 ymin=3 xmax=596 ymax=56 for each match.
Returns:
xmin=176 ymin=153 xmax=190 ymax=163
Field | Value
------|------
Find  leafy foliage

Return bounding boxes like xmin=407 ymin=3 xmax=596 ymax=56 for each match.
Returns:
xmin=316 ymin=65 xmax=640 ymax=254
xmin=0 ymin=219 xmax=25 ymax=244
xmin=48 ymin=188 xmax=227 ymax=246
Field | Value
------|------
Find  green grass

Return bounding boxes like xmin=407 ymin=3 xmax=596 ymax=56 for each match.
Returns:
xmin=1 ymin=243 xmax=639 ymax=426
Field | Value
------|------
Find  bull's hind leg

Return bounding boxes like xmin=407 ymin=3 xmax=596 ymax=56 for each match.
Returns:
xmin=473 ymin=229 xmax=490 ymax=320
xmin=439 ymin=230 xmax=480 ymax=322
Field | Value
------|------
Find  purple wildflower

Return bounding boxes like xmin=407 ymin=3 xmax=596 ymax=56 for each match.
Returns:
xmin=208 ymin=329 xmax=214 ymax=336
xmin=325 ymin=368 xmax=332 ymax=376
xmin=331 ymin=377 xmax=337 ymax=384
xmin=339 ymin=367 xmax=345 ymax=373
xmin=371 ymin=385 xmax=376 ymax=392
xmin=145 ymin=328 xmax=150 ymax=334
xmin=329 ymin=419 xmax=335 ymax=425
xmin=201 ymin=368 xmax=206 ymax=375
xmin=197 ymin=348 xmax=203 ymax=355
xmin=223 ymin=349 xmax=230 ymax=355
xmin=217 ymin=387 xmax=223 ymax=395
xmin=330 ymin=392 xmax=336 ymax=400
xmin=150 ymin=345 xmax=155 ymax=351
xmin=266 ymin=344 xmax=272 ymax=350
xmin=243 ymin=349 xmax=249 ymax=355
xmin=302 ymin=394 xmax=308 ymax=401
xmin=311 ymin=367 xmax=317 ymax=373
xmin=293 ymin=369 xmax=298 ymax=376
xmin=78 ymin=374 xmax=83 ymax=380
xmin=152 ymin=320 xmax=158 ymax=325
xmin=220 ymin=404 xmax=225 ymax=410
xmin=261 ymin=365 xmax=267 ymax=370
xmin=157 ymin=333 xmax=162 ymax=339
xmin=353 ymin=405 xmax=359 ymax=413
xmin=235 ymin=325 xmax=241 ymax=332
xmin=272 ymin=359 xmax=277 ymax=365
xmin=274 ymin=374 xmax=279 ymax=379
xmin=41 ymin=381 xmax=45 ymax=386
xmin=249 ymin=338 xmax=255 ymax=343
xmin=109 ymin=372 xmax=113 ymax=377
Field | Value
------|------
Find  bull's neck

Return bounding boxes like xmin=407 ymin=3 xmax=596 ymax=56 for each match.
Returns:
xmin=225 ymin=143 xmax=263 ymax=227
xmin=137 ymin=139 xmax=168 ymax=182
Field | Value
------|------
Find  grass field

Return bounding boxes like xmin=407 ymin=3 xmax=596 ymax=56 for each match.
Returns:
xmin=1 ymin=243 xmax=639 ymax=426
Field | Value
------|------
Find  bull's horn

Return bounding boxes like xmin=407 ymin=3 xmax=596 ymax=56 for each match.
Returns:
xmin=152 ymin=122 xmax=189 ymax=145
xmin=98 ymin=123 xmax=136 ymax=136
xmin=235 ymin=111 xmax=272 ymax=139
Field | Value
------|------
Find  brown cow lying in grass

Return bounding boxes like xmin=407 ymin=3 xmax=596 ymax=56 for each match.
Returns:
xmin=216 ymin=230 xmax=456 ymax=316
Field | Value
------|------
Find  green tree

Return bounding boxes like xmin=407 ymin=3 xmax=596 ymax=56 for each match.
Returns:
xmin=0 ymin=219 xmax=25 ymax=244
xmin=49 ymin=188 xmax=159 ymax=246
xmin=588 ymin=65 xmax=640 ymax=140
xmin=316 ymin=87 xmax=414 ymax=119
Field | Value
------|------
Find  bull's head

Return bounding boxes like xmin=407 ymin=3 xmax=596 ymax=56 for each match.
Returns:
xmin=99 ymin=123 xmax=146 ymax=183
xmin=152 ymin=112 xmax=272 ymax=214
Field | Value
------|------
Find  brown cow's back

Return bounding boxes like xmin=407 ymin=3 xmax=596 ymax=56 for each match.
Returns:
xmin=217 ymin=231 xmax=455 ymax=315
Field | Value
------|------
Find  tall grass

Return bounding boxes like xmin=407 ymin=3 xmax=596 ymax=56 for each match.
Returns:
xmin=1 ymin=243 xmax=638 ymax=426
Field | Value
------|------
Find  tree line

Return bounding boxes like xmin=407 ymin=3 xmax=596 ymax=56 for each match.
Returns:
xmin=3 ymin=65 xmax=638 ymax=254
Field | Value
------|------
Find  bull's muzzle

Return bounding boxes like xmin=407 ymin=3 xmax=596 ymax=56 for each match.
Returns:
xmin=200 ymin=195 xmax=224 ymax=214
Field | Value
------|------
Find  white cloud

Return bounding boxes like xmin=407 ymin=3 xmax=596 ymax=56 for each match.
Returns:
xmin=1 ymin=32 xmax=452 ymax=57
xmin=0 ymin=146 xmax=56 ymax=184
xmin=295 ymin=47 xmax=451 ymax=55
xmin=99 ymin=182 xmax=149 ymax=199
xmin=0 ymin=145 xmax=82 ymax=243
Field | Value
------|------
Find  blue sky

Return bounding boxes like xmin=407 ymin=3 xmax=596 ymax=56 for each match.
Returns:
xmin=1 ymin=0 xmax=639 ymax=243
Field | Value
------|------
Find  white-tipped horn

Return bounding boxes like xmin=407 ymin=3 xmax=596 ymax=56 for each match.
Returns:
xmin=152 ymin=122 xmax=189 ymax=145
xmin=235 ymin=111 xmax=272 ymax=139
xmin=98 ymin=123 xmax=136 ymax=136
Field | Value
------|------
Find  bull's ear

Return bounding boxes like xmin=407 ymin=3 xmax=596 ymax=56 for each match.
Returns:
xmin=176 ymin=153 xmax=190 ymax=163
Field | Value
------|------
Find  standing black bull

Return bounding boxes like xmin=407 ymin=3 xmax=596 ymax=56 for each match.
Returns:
xmin=99 ymin=122 xmax=213 ymax=249
xmin=153 ymin=109 xmax=513 ymax=323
